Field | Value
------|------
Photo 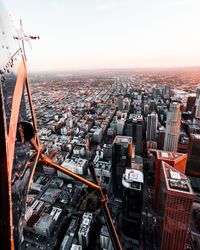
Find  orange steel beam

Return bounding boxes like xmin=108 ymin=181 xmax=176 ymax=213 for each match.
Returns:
xmin=26 ymin=149 xmax=41 ymax=195
xmin=40 ymin=154 xmax=100 ymax=190
xmin=89 ymin=164 xmax=122 ymax=250
xmin=29 ymin=137 xmax=122 ymax=250
xmin=25 ymin=77 xmax=40 ymax=147
xmin=26 ymin=137 xmax=41 ymax=200
xmin=7 ymin=58 xmax=27 ymax=179
xmin=6 ymin=57 xmax=28 ymax=250
xmin=101 ymin=201 xmax=122 ymax=250
xmin=30 ymin=138 xmax=40 ymax=152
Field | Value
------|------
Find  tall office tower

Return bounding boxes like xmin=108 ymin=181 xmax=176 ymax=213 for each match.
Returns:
xmin=144 ymin=104 xmax=150 ymax=115
xmin=154 ymin=150 xmax=187 ymax=210
xmin=186 ymin=134 xmax=200 ymax=177
xmin=128 ymin=114 xmax=143 ymax=143
xmin=146 ymin=112 xmax=158 ymax=141
xmin=157 ymin=126 xmax=165 ymax=150
xmin=122 ymin=166 xmax=144 ymax=240
xmin=150 ymin=100 xmax=156 ymax=111
xmin=163 ymin=85 xmax=170 ymax=99
xmin=117 ymin=119 xmax=125 ymax=135
xmin=130 ymin=103 xmax=134 ymax=113
xmin=132 ymin=119 xmax=137 ymax=142
xmin=195 ymin=96 xmax=200 ymax=119
xmin=126 ymin=119 xmax=133 ymax=138
xmin=196 ymin=86 xmax=200 ymax=99
xmin=164 ymin=102 xmax=181 ymax=152
xmin=178 ymin=134 xmax=189 ymax=153
xmin=123 ymin=98 xmax=130 ymax=111
xmin=118 ymin=96 xmax=124 ymax=111
xmin=152 ymin=87 xmax=160 ymax=98
xmin=135 ymin=124 xmax=143 ymax=156
xmin=186 ymin=96 xmax=196 ymax=112
xmin=193 ymin=87 xmax=200 ymax=126
xmin=102 ymin=144 xmax=113 ymax=160
xmin=112 ymin=136 xmax=132 ymax=198
xmin=157 ymin=161 xmax=194 ymax=250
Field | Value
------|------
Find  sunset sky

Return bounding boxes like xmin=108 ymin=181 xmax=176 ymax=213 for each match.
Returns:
xmin=5 ymin=0 xmax=200 ymax=72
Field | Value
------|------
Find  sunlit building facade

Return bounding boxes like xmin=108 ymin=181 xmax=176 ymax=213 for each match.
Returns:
xmin=164 ymin=102 xmax=181 ymax=152
xmin=157 ymin=161 xmax=194 ymax=250
xmin=154 ymin=150 xmax=187 ymax=210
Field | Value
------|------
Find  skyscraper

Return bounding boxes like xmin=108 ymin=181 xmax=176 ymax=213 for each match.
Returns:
xmin=116 ymin=119 xmax=125 ymax=135
xmin=196 ymin=86 xmax=200 ymax=99
xmin=150 ymin=100 xmax=156 ymax=112
xmin=122 ymin=166 xmax=144 ymax=240
xmin=195 ymin=97 xmax=200 ymax=119
xmin=163 ymin=85 xmax=171 ymax=99
xmin=194 ymin=86 xmax=200 ymax=126
xmin=154 ymin=150 xmax=187 ymax=210
xmin=136 ymin=124 xmax=143 ymax=156
xmin=164 ymin=102 xmax=181 ymax=152
xmin=157 ymin=161 xmax=194 ymax=250
xmin=146 ymin=112 xmax=158 ymax=141
xmin=186 ymin=96 xmax=196 ymax=112
xmin=157 ymin=126 xmax=165 ymax=150
xmin=118 ymin=96 xmax=124 ymax=111
xmin=112 ymin=136 xmax=132 ymax=198
xmin=186 ymin=133 xmax=200 ymax=177
xmin=126 ymin=119 xmax=134 ymax=138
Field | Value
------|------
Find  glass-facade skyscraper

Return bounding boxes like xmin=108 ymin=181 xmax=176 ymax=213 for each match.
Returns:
xmin=164 ymin=102 xmax=181 ymax=152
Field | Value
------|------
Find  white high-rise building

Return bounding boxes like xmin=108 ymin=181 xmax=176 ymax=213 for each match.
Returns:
xmin=117 ymin=119 xmax=125 ymax=135
xmin=196 ymin=86 xmax=200 ymax=99
xmin=163 ymin=85 xmax=171 ymax=99
xmin=164 ymin=103 xmax=181 ymax=152
xmin=193 ymin=86 xmax=200 ymax=126
xmin=195 ymin=86 xmax=200 ymax=119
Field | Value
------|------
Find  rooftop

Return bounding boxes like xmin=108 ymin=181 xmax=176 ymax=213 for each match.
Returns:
xmin=156 ymin=150 xmax=187 ymax=162
xmin=114 ymin=135 xmax=132 ymax=144
xmin=162 ymin=161 xmax=194 ymax=195
xmin=122 ymin=168 xmax=144 ymax=190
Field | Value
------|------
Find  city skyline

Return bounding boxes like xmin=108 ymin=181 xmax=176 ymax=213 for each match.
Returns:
xmin=5 ymin=0 xmax=200 ymax=72
xmin=1 ymin=1 xmax=200 ymax=248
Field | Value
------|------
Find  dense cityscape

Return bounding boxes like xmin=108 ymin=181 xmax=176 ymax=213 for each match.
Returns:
xmin=1 ymin=1 xmax=200 ymax=249
xmin=14 ymin=68 xmax=200 ymax=250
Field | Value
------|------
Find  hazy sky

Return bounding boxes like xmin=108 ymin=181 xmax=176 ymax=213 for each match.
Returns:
xmin=5 ymin=0 xmax=200 ymax=72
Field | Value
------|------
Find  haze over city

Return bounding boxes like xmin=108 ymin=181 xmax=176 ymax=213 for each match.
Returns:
xmin=2 ymin=0 xmax=200 ymax=249
xmin=5 ymin=0 xmax=200 ymax=72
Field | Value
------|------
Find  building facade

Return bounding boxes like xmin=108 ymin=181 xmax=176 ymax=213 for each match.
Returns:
xmin=146 ymin=112 xmax=158 ymax=141
xmin=122 ymin=166 xmax=144 ymax=240
xmin=112 ymin=136 xmax=132 ymax=198
xmin=154 ymin=150 xmax=187 ymax=210
xmin=157 ymin=161 xmax=194 ymax=250
xmin=186 ymin=133 xmax=200 ymax=177
xmin=164 ymin=102 xmax=181 ymax=152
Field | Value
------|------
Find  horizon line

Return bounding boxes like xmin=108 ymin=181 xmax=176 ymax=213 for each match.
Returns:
xmin=28 ymin=65 xmax=200 ymax=74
